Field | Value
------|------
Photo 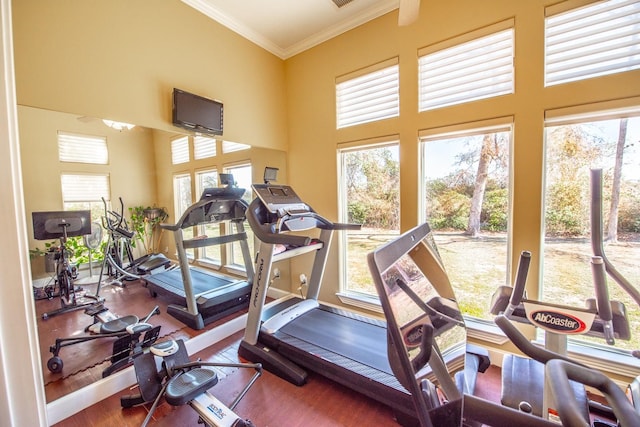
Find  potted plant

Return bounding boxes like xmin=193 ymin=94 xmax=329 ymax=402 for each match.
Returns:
xmin=129 ymin=205 xmax=169 ymax=254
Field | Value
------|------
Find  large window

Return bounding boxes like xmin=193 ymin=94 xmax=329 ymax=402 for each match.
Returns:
xmin=420 ymin=123 xmax=512 ymax=319
xmin=224 ymin=163 xmax=253 ymax=270
xmin=338 ymin=140 xmax=400 ymax=302
xmin=173 ymin=173 xmax=193 ymax=258
xmin=195 ymin=169 xmax=221 ymax=264
xmin=543 ymin=111 xmax=640 ymax=351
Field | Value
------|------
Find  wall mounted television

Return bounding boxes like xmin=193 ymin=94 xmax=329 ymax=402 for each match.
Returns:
xmin=172 ymin=88 xmax=223 ymax=136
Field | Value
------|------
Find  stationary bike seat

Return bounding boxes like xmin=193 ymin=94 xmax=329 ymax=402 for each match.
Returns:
xmin=101 ymin=315 xmax=139 ymax=333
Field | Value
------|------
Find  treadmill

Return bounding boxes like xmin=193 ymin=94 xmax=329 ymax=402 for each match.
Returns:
xmin=238 ymin=171 xmax=488 ymax=424
xmin=145 ymin=183 xmax=254 ymax=330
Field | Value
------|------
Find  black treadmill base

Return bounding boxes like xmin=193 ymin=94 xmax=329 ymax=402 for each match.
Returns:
xmin=168 ymin=296 xmax=250 ymax=330
xmin=238 ymin=340 xmax=307 ymax=386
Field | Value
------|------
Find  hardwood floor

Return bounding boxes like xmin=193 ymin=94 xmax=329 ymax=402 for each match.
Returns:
xmin=35 ymin=276 xmax=614 ymax=426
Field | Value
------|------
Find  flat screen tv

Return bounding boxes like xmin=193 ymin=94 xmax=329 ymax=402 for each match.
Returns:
xmin=172 ymin=88 xmax=223 ymax=135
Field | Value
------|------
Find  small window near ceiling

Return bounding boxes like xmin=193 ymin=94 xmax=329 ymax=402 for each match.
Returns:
xmin=418 ymin=23 xmax=514 ymax=111
xmin=222 ymin=140 xmax=250 ymax=153
xmin=545 ymin=0 xmax=640 ymax=87
xmin=336 ymin=58 xmax=399 ymax=129
xmin=58 ymin=132 xmax=108 ymax=164
xmin=171 ymin=136 xmax=190 ymax=165
xmin=194 ymin=135 xmax=217 ymax=159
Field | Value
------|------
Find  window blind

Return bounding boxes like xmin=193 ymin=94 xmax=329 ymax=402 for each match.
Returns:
xmin=222 ymin=140 xmax=250 ymax=153
xmin=418 ymin=28 xmax=514 ymax=111
xmin=61 ymin=174 xmax=110 ymax=202
xmin=171 ymin=136 xmax=190 ymax=164
xmin=336 ymin=59 xmax=399 ymax=129
xmin=58 ymin=132 xmax=108 ymax=164
xmin=194 ymin=135 xmax=217 ymax=159
xmin=545 ymin=0 xmax=640 ymax=86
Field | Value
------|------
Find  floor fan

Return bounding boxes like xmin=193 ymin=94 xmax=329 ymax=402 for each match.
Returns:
xmin=76 ymin=221 xmax=103 ymax=286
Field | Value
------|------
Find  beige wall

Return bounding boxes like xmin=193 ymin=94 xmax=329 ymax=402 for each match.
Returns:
xmin=12 ymin=0 xmax=288 ymax=151
xmin=18 ymin=106 xmax=159 ymax=254
xmin=284 ymin=0 xmax=640 ymax=307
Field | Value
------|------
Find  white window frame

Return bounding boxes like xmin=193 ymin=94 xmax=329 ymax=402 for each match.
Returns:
xmin=336 ymin=137 xmax=400 ymax=312
xmin=418 ymin=20 xmax=514 ymax=111
xmin=58 ymin=132 xmax=108 ymax=164
xmin=336 ymin=58 xmax=399 ymax=129
xmin=545 ymin=0 xmax=640 ymax=87
xmin=171 ymin=135 xmax=190 ymax=165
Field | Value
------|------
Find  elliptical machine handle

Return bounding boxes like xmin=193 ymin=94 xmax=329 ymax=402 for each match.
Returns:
xmin=546 ymin=359 xmax=640 ymax=427
xmin=591 ymin=256 xmax=615 ymax=345
xmin=504 ymin=251 xmax=531 ymax=316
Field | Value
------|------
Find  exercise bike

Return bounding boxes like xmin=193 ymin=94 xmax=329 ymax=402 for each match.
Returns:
xmin=121 ymin=338 xmax=261 ymax=427
xmin=47 ymin=305 xmax=162 ymax=377
xmin=32 ymin=210 xmax=105 ymax=319
xmin=98 ymin=197 xmax=171 ymax=288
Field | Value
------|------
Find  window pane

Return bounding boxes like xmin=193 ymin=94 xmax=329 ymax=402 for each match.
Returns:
xmin=61 ymin=174 xmax=110 ymax=202
xmin=336 ymin=61 xmax=399 ymax=129
xmin=58 ymin=132 xmax=108 ymax=164
xmin=194 ymin=135 xmax=217 ymax=159
xmin=543 ymin=116 xmax=640 ymax=350
xmin=196 ymin=169 xmax=221 ymax=263
xmin=421 ymin=130 xmax=511 ymax=319
xmin=171 ymin=136 xmax=189 ymax=165
xmin=340 ymin=143 xmax=400 ymax=296
xmin=173 ymin=173 xmax=193 ymax=257
xmin=419 ymin=29 xmax=514 ymax=111
xmin=222 ymin=140 xmax=250 ymax=153
xmin=224 ymin=164 xmax=253 ymax=268
xmin=545 ymin=0 xmax=640 ymax=86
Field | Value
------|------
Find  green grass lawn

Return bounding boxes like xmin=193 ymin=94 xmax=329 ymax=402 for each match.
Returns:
xmin=346 ymin=229 xmax=640 ymax=351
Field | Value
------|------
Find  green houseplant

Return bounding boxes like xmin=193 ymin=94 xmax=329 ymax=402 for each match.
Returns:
xmin=129 ymin=205 xmax=169 ymax=254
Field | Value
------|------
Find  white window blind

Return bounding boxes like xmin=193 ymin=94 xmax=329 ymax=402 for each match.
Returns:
xmin=58 ymin=132 xmax=108 ymax=164
xmin=418 ymin=28 xmax=514 ymax=111
xmin=194 ymin=135 xmax=217 ymax=159
xmin=61 ymin=174 xmax=110 ymax=202
xmin=545 ymin=0 xmax=640 ymax=86
xmin=336 ymin=59 xmax=399 ymax=129
xmin=222 ymin=140 xmax=250 ymax=153
xmin=171 ymin=136 xmax=190 ymax=165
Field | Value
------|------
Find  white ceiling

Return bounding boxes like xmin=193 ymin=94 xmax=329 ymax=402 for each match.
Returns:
xmin=182 ymin=0 xmax=401 ymax=59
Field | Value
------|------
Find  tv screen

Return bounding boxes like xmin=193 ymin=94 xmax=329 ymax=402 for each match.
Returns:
xmin=172 ymin=88 xmax=223 ymax=135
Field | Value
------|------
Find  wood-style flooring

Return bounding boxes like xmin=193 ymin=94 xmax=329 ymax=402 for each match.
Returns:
xmin=34 ymin=274 xmax=611 ymax=427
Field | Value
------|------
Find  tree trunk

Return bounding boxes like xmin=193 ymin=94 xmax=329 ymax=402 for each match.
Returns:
xmin=606 ymin=118 xmax=627 ymax=243
xmin=466 ymin=135 xmax=493 ymax=237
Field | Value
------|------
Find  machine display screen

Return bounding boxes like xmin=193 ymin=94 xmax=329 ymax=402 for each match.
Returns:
xmin=269 ymin=187 xmax=287 ymax=197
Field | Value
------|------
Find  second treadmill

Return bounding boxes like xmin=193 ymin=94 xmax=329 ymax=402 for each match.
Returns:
xmin=145 ymin=184 xmax=254 ymax=330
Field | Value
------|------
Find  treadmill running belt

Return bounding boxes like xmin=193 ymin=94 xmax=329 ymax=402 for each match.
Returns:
xmin=278 ymin=308 xmax=392 ymax=374
xmin=148 ymin=268 xmax=234 ymax=297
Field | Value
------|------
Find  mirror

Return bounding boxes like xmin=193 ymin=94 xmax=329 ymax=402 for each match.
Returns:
xmin=17 ymin=105 xmax=288 ymax=406
xmin=368 ymin=222 xmax=467 ymax=426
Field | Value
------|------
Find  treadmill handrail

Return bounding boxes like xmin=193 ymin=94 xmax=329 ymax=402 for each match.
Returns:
xmin=162 ymin=197 xmax=249 ymax=231
xmin=246 ymin=197 xmax=360 ymax=246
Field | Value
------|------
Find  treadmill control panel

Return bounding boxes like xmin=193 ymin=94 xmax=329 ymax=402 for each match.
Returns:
xmin=252 ymin=184 xmax=309 ymax=214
